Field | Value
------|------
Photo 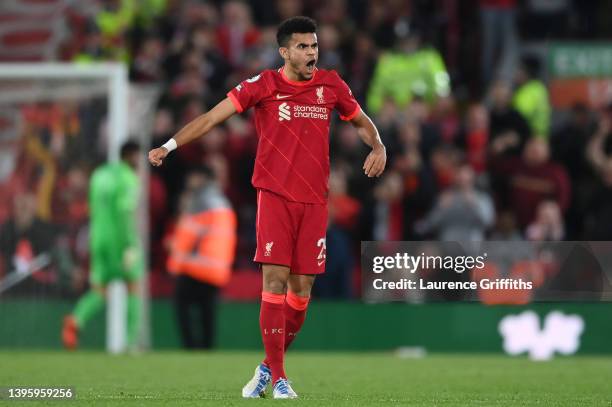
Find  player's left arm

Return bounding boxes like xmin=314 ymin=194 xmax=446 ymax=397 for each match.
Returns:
xmin=148 ymin=98 xmax=237 ymax=167
xmin=350 ymin=110 xmax=387 ymax=178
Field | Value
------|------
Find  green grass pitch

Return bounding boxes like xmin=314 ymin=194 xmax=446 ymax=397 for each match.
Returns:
xmin=1 ymin=351 xmax=610 ymax=406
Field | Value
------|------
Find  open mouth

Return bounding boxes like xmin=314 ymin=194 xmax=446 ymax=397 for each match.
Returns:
xmin=306 ymin=59 xmax=316 ymax=71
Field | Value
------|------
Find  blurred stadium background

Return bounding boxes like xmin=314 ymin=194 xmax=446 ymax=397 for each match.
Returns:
xmin=1 ymin=1 xmax=612 ymax=401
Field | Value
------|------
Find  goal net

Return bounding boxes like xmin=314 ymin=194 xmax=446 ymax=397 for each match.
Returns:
xmin=0 ymin=63 xmax=150 ymax=353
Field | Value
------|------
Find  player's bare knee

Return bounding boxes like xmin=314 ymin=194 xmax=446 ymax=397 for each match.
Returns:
xmin=288 ymin=275 xmax=316 ymax=297
xmin=264 ymin=279 xmax=287 ymax=294
xmin=262 ymin=264 xmax=290 ymax=294
xmin=263 ymin=273 xmax=288 ymax=294
xmin=290 ymin=286 xmax=311 ymax=297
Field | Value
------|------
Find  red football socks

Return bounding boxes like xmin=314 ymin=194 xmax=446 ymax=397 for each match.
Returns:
xmin=284 ymin=290 xmax=310 ymax=351
xmin=260 ymin=291 xmax=286 ymax=382
xmin=262 ymin=290 xmax=310 ymax=379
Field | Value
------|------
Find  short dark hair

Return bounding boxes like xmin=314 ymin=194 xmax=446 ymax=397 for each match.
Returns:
xmin=120 ymin=140 xmax=140 ymax=160
xmin=277 ymin=16 xmax=317 ymax=47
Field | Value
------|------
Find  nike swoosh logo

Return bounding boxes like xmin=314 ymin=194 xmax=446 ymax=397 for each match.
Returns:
xmin=276 ymin=94 xmax=291 ymax=99
xmin=317 ymin=260 xmax=325 ymax=266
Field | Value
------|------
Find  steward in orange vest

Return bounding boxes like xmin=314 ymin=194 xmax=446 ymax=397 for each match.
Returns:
xmin=167 ymin=167 xmax=237 ymax=348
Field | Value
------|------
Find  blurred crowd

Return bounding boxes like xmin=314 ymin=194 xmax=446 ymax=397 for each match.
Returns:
xmin=3 ymin=0 xmax=612 ymax=299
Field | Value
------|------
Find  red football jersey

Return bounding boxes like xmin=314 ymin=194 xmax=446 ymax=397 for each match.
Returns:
xmin=227 ymin=67 xmax=360 ymax=204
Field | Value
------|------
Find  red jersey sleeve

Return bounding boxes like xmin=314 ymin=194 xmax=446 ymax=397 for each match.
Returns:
xmin=332 ymin=71 xmax=361 ymax=121
xmin=227 ymin=72 xmax=269 ymax=113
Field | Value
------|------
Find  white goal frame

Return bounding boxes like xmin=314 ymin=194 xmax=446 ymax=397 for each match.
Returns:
xmin=0 ymin=63 xmax=133 ymax=354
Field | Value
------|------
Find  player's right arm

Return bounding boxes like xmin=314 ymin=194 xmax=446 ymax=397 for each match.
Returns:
xmin=148 ymin=97 xmax=236 ymax=167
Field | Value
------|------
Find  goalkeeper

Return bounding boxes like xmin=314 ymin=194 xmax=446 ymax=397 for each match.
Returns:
xmin=62 ymin=141 xmax=143 ymax=350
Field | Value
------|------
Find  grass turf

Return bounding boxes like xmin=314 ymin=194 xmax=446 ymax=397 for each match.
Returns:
xmin=0 ymin=351 xmax=610 ymax=406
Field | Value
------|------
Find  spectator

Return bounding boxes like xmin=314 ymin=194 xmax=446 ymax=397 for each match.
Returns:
xmin=431 ymin=95 xmax=460 ymax=144
xmin=488 ymin=80 xmax=530 ymax=157
xmin=131 ymin=35 xmax=166 ymax=82
xmin=586 ymin=107 xmax=612 ymax=175
xmin=317 ymin=24 xmax=344 ymax=74
xmin=328 ymin=167 xmax=361 ymax=231
xmin=479 ymin=0 xmax=519 ymax=86
xmin=552 ymin=103 xmax=597 ymax=238
xmin=416 ymin=163 xmax=495 ymax=241
xmin=367 ymin=21 xmax=450 ymax=115
xmin=404 ymin=98 xmax=442 ymax=158
xmin=583 ymin=160 xmax=612 ymax=240
xmin=369 ymin=171 xmax=405 ymax=241
xmin=215 ymin=0 xmax=260 ymax=69
xmin=346 ymin=33 xmax=378 ymax=107
xmin=75 ymin=0 xmax=137 ymax=62
xmin=490 ymin=137 xmax=571 ymax=228
xmin=553 ymin=103 xmax=596 ymax=178
xmin=329 ymin=123 xmax=371 ymax=199
xmin=315 ymin=168 xmax=358 ymax=299
xmin=512 ymin=56 xmax=551 ymax=138
xmin=489 ymin=210 xmax=522 ymax=241
xmin=246 ymin=26 xmax=283 ymax=72
xmin=167 ymin=166 xmax=237 ymax=349
xmin=397 ymin=115 xmax=434 ymax=165
xmin=0 ymin=193 xmax=61 ymax=284
xmin=52 ymin=164 xmax=89 ymax=227
xmin=584 ymin=115 xmax=612 ymax=240
xmin=526 ymin=200 xmax=565 ymax=241
xmin=274 ymin=0 xmax=304 ymax=23
xmin=456 ymin=103 xmax=489 ymax=174
xmin=430 ymin=144 xmax=462 ymax=190
xmin=393 ymin=118 xmax=438 ymax=238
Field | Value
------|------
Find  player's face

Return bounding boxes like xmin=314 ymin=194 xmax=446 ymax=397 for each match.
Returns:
xmin=281 ymin=33 xmax=318 ymax=80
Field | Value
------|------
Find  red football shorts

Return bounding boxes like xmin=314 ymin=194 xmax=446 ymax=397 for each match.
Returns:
xmin=254 ymin=189 xmax=327 ymax=274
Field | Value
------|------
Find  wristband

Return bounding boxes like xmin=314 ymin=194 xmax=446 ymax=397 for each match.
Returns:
xmin=161 ymin=138 xmax=177 ymax=152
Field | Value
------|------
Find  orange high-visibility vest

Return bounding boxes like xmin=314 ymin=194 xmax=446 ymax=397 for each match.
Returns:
xmin=167 ymin=207 xmax=237 ymax=287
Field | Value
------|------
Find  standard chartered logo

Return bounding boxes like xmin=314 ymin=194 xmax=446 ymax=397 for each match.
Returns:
xmin=278 ymin=102 xmax=291 ymax=121
xmin=278 ymin=102 xmax=328 ymax=121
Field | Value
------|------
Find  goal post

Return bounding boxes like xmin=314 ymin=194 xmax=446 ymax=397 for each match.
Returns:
xmin=0 ymin=62 xmax=149 ymax=354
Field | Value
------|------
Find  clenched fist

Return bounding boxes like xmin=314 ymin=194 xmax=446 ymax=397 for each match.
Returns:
xmin=148 ymin=147 xmax=169 ymax=167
